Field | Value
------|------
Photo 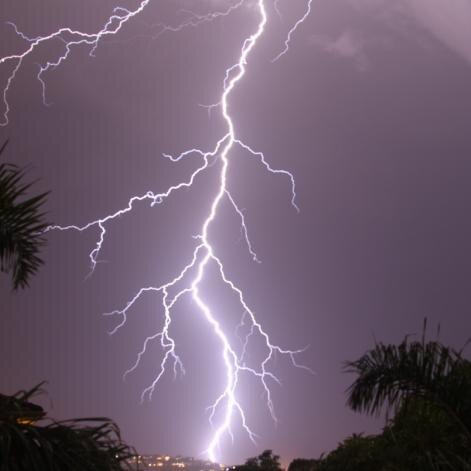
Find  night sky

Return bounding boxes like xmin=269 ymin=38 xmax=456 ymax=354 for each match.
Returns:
xmin=1 ymin=0 xmax=471 ymax=466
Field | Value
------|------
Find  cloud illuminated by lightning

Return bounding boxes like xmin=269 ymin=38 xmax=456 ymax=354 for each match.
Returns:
xmin=0 ymin=0 xmax=313 ymax=462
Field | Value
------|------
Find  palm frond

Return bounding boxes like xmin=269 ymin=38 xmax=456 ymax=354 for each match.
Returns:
xmin=0 ymin=140 xmax=49 ymax=289
xmin=0 ymin=384 xmax=138 ymax=470
xmin=344 ymin=323 xmax=471 ymax=440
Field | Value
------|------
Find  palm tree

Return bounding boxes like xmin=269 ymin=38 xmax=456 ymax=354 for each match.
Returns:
xmin=345 ymin=321 xmax=471 ymax=442
xmin=0 ymin=140 xmax=49 ymax=289
xmin=0 ymin=384 xmax=138 ymax=470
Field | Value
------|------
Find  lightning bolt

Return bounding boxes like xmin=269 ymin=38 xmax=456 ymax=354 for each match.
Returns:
xmin=271 ymin=0 xmax=313 ymax=62
xmin=1 ymin=0 xmax=313 ymax=462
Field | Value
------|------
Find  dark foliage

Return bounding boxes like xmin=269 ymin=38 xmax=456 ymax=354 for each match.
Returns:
xmin=0 ymin=140 xmax=49 ymax=290
xmin=289 ymin=323 xmax=471 ymax=470
xmin=342 ymin=320 xmax=471 ymax=469
xmin=288 ymin=458 xmax=319 ymax=471
xmin=235 ymin=450 xmax=282 ymax=471
xmin=0 ymin=384 xmax=138 ymax=470
xmin=345 ymin=321 xmax=471 ymax=435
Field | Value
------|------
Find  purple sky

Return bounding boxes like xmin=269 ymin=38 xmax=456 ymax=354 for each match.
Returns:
xmin=1 ymin=0 xmax=471 ymax=466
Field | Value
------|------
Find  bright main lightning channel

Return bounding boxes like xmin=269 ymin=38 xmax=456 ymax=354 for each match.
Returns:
xmin=0 ymin=0 xmax=313 ymax=462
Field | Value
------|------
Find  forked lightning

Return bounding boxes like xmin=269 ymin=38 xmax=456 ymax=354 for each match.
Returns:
xmin=0 ymin=0 xmax=313 ymax=462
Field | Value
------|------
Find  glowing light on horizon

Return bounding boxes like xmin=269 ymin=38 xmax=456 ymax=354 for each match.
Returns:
xmin=0 ymin=0 xmax=313 ymax=462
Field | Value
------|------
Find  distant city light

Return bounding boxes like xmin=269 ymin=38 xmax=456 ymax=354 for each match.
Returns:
xmin=127 ymin=454 xmax=226 ymax=470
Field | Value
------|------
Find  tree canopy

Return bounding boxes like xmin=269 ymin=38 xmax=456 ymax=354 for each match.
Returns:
xmin=236 ymin=450 xmax=282 ymax=471
xmin=0 ymin=384 xmax=137 ymax=470
xmin=288 ymin=322 xmax=471 ymax=470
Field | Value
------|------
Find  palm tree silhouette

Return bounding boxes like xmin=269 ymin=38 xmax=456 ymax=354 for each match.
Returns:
xmin=0 ymin=140 xmax=49 ymax=289
xmin=345 ymin=321 xmax=471 ymax=442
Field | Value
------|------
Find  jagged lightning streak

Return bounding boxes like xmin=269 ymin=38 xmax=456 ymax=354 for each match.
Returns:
xmin=1 ymin=0 xmax=152 ymax=124
xmin=0 ymin=0 xmax=248 ymax=124
xmin=271 ymin=0 xmax=313 ymax=62
xmin=0 ymin=0 xmax=314 ymax=462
